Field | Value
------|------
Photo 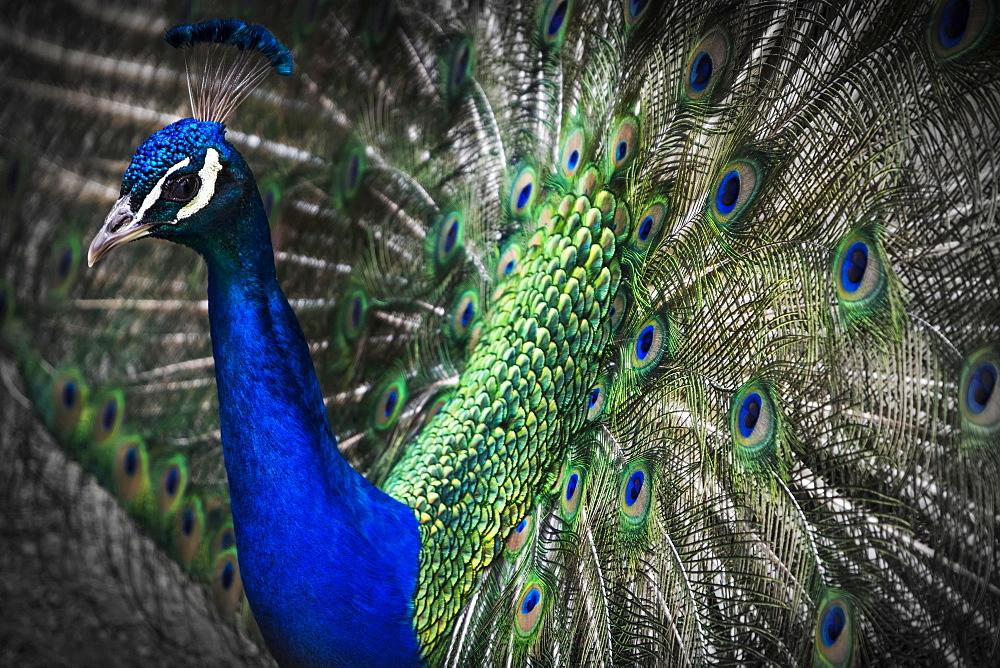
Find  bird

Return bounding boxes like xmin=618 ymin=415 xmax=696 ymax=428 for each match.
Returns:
xmin=1 ymin=0 xmax=999 ymax=664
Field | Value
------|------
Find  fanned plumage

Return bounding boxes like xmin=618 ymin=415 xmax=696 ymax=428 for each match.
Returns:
xmin=1 ymin=0 xmax=999 ymax=664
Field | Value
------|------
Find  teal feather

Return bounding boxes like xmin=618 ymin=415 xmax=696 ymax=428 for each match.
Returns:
xmin=1 ymin=0 xmax=1000 ymax=664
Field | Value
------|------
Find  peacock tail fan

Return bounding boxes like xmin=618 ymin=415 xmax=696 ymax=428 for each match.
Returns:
xmin=1 ymin=0 xmax=998 ymax=664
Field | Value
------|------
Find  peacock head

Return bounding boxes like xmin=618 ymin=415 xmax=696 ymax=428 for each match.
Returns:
xmin=88 ymin=118 xmax=253 ymax=265
xmin=87 ymin=18 xmax=293 ymax=266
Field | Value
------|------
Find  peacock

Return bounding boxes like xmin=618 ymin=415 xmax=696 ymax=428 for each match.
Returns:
xmin=1 ymin=0 xmax=999 ymax=664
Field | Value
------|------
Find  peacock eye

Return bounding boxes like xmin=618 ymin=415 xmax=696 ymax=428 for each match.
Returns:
xmin=165 ymin=174 xmax=201 ymax=203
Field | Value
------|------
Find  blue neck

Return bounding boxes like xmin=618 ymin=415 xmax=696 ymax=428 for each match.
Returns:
xmin=202 ymin=190 xmax=422 ymax=665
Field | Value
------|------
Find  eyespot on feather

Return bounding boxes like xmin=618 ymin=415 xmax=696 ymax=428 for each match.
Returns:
xmin=929 ymin=0 xmax=993 ymax=59
xmin=560 ymin=126 xmax=586 ymax=180
xmin=620 ymin=464 xmax=651 ymax=524
xmin=373 ymin=376 xmax=407 ymax=430
xmin=709 ymin=160 xmax=761 ymax=228
xmin=515 ymin=581 xmax=545 ymax=635
xmin=814 ymin=592 xmax=855 ymax=667
xmin=608 ymin=116 xmax=640 ymax=175
xmin=212 ymin=548 xmax=244 ymax=618
xmin=961 ymin=347 xmax=999 ymax=433
xmin=510 ymin=165 xmax=538 ymax=216
xmin=685 ymin=29 xmax=729 ymax=101
xmin=730 ymin=382 xmax=779 ymax=471
xmin=505 ymin=514 xmax=533 ymax=556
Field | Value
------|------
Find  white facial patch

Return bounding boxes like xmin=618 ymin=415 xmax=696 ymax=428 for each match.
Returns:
xmin=177 ymin=147 xmax=222 ymax=220
xmin=134 ymin=157 xmax=190 ymax=223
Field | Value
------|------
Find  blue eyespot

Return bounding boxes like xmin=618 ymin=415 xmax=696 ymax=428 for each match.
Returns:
xmin=452 ymin=291 xmax=479 ymax=339
xmin=516 ymin=583 xmax=545 ymax=633
xmin=548 ymin=1 xmax=567 ymax=35
xmin=840 ymin=241 xmax=868 ymax=293
xmin=629 ymin=316 xmax=666 ymax=373
xmin=348 ymin=155 xmax=360 ymax=189
xmin=638 ymin=216 xmax=653 ymax=240
xmin=588 ymin=387 xmax=601 ymax=408
xmin=165 ymin=467 xmax=180 ymax=497
xmin=731 ymin=383 xmax=778 ymax=471
xmin=343 ymin=289 xmax=368 ymax=340
xmin=710 ymin=160 xmax=760 ymax=225
xmin=815 ymin=594 xmax=853 ymax=664
xmin=384 ymin=390 xmax=399 ymax=418
xmin=50 ymin=238 xmax=81 ymax=293
xmin=939 ymin=0 xmax=970 ymax=49
xmin=628 ymin=0 xmax=649 ymax=18
xmin=374 ymin=379 xmax=407 ymax=429
xmin=685 ymin=31 xmax=729 ymax=101
xmin=834 ymin=233 xmax=885 ymax=309
xmin=444 ymin=220 xmax=459 ymax=253
xmin=560 ymin=127 xmax=586 ymax=178
xmin=565 ymin=472 xmax=579 ymax=501
xmin=506 ymin=515 xmax=533 ymax=555
xmin=715 ymin=170 xmax=741 ymax=215
xmin=102 ymin=399 xmax=117 ymax=431
xmin=625 ymin=469 xmax=644 ymax=506
xmin=587 ymin=380 xmax=608 ymax=420
xmin=632 ymin=201 xmax=667 ymax=252
xmin=221 ymin=561 xmax=235 ymax=590
xmin=435 ymin=211 xmax=465 ymax=268
xmin=454 ymin=44 xmax=470 ymax=87
xmin=636 ymin=325 xmax=655 ymax=360
xmin=960 ymin=351 xmax=999 ymax=437
xmin=123 ymin=447 xmax=138 ymax=477
xmin=541 ymin=0 xmax=570 ymax=45
xmin=609 ymin=117 xmax=639 ymax=173
xmin=182 ymin=507 xmax=195 ymax=536
xmin=967 ymin=362 xmax=996 ymax=415
xmin=62 ymin=380 xmax=77 ymax=408
xmin=561 ymin=466 xmax=584 ymax=519
xmin=567 ymin=149 xmax=579 ymax=171
xmin=58 ymin=249 xmax=72 ymax=281
xmin=821 ymin=604 xmax=846 ymax=647
xmin=522 ymin=587 xmax=540 ymax=614
xmin=497 ymin=245 xmax=522 ymax=281
xmin=340 ymin=147 xmax=366 ymax=201
xmin=351 ymin=297 xmax=363 ymax=328
xmin=446 ymin=38 xmax=474 ymax=99
xmin=620 ymin=465 xmax=651 ymax=523
xmin=510 ymin=167 xmax=537 ymax=215
xmin=690 ymin=51 xmax=713 ymax=92
xmin=738 ymin=392 xmax=762 ymax=438
xmin=931 ymin=0 xmax=989 ymax=59
xmin=517 ymin=183 xmax=533 ymax=209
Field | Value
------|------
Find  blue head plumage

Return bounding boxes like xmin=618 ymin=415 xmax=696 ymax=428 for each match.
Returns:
xmin=122 ymin=118 xmax=226 ymax=198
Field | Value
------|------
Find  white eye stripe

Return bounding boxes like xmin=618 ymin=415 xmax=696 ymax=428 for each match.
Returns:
xmin=135 ymin=157 xmax=190 ymax=223
xmin=178 ymin=148 xmax=222 ymax=220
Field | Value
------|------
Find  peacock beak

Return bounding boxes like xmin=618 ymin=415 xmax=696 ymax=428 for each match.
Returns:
xmin=88 ymin=195 xmax=157 ymax=266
